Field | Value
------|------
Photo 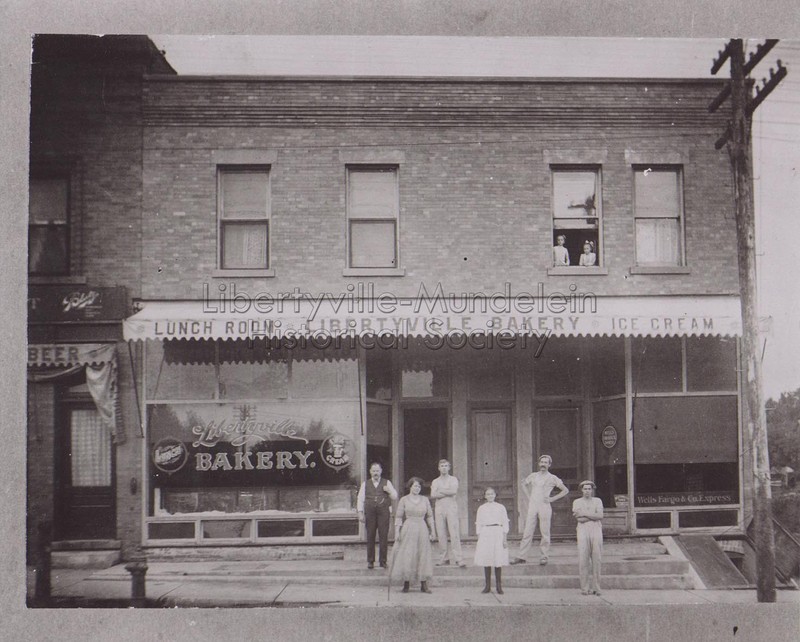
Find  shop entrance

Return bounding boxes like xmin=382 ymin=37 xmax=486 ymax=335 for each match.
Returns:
xmin=535 ymin=406 xmax=582 ymax=536
xmin=55 ymin=402 xmax=116 ymax=540
xmin=402 ymin=407 xmax=448 ymax=494
xmin=468 ymin=409 xmax=515 ymax=535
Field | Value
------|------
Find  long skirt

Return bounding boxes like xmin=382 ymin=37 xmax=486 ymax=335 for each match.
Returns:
xmin=474 ymin=525 xmax=509 ymax=567
xmin=391 ymin=517 xmax=434 ymax=582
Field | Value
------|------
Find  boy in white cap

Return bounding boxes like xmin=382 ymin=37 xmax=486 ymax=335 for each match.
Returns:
xmin=572 ymin=480 xmax=604 ymax=595
xmin=511 ymin=454 xmax=569 ymax=566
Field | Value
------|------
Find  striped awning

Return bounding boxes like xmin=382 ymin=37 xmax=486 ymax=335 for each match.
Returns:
xmin=124 ymin=295 xmax=742 ymax=342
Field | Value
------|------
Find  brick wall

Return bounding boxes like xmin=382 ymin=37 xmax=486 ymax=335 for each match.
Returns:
xmin=141 ymin=77 xmax=739 ymax=301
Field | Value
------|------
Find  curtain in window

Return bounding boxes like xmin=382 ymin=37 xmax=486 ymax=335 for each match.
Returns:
xmin=70 ymin=408 xmax=112 ymax=487
xmin=635 ymin=218 xmax=679 ymax=265
xmin=223 ymin=223 xmax=268 ymax=268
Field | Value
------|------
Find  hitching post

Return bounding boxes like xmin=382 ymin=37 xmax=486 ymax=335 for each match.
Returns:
xmin=124 ymin=547 xmax=149 ymax=607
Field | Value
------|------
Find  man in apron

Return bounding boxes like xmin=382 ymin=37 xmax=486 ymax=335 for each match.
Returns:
xmin=431 ymin=459 xmax=466 ymax=568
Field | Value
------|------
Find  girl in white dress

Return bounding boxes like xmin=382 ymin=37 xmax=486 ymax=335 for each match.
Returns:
xmin=579 ymin=240 xmax=597 ymax=266
xmin=474 ymin=487 xmax=510 ymax=594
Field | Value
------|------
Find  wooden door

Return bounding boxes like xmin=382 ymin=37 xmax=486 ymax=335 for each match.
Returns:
xmin=469 ymin=409 xmax=515 ymax=534
xmin=55 ymin=405 xmax=116 ymax=540
xmin=535 ymin=406 xmax=581 ymax=536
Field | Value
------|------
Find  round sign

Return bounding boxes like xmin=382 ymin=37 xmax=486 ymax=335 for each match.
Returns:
xmin=601 ymin=425 xmax=618 ymax=449
xmin=152 ymin=437 xmax=188 ymax=474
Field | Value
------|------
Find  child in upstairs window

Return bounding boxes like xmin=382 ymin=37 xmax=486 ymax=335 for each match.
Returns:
xmin=553 ymin=234 xmax=570 ymax=266
xmin=579 ymin=240 xmax=596 ymax=267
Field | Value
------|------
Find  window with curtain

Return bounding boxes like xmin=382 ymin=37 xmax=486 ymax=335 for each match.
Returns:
xmin=219 ymin=167 xmax=270 ymax=269
xmin=70 ymin=408 xmax=112 ymax=486
xmin=347 ymin=167 xmax=398 ymax=268
xmin=634 ymin=167 xmax=684 ymax=266
xmin=551 ymin=168 xmax=601 ymax=267
xmin=29 ymin=177 xmax=69 ymax=275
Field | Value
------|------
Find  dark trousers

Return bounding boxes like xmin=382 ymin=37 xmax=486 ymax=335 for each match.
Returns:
xmin=364 ymin=502 xmax=391 ymax=564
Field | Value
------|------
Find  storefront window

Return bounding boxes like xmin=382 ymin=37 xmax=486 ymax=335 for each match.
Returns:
xmin=686 ymin=337 xmax=737 ymax=392
xmin=633 ymin=396 xmax=739 ymax=507
xmin=632 ymin=337 xmax=682 ymax=393
xmin=468 ymin=364 xmax=513 ymax=400
xmin=366 ymin=402 xmax=392 ymax=477
xmin=146 ymin=342 xmax=362 ymax=518
xmin=592 ymin=399 xmax=628 ymax=507
xmin=366 ymin=349 xmax=392 ymax=400
xmin=146 ymin=340 xmax=217 ymax=400
xmin=534 ymin=338 xmax=582 ymax=396
xmin=589 ymin=337 xmax=625 ymax=397
xmin=401 ymin=365 xmax=449 ymax=398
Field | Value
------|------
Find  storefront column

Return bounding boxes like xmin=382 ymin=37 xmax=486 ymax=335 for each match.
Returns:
xmin=451 ymin=365 xmax=469 ymax=535
xmin=515 ymin=357 xmax=533 ymax=535
xmin=624 ymin=337 xmax=635 ymax=532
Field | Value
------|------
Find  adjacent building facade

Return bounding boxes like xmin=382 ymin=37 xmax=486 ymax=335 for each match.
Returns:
xmin=28 ymin=36 xmax=750 ymax=561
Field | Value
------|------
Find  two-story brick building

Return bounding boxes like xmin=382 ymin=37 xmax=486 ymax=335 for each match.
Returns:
xmin=28 ymin=37 xmax=749 ymax=562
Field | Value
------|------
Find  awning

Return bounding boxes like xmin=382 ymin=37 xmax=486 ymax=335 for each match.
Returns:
xmin=27 ymin=343 xmax=117 ymax=367
xmin=124 ymin=295 xmax=742 ymax=341
xmin=27 ymin=343 xmax=123 ymax=443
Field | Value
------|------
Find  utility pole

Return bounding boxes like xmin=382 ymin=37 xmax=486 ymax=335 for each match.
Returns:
xmin=709 ymin=39 xmax=787 ymax=603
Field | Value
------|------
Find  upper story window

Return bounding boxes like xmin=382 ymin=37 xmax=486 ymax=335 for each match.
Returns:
xmin=633 ymin=166 xmax=684 ymax=267
xmin=347 ymin=167 xmax=398 ymax=269
xmin=551 ymin=168 xmax=601 ymax=268
xmin=29 ymin=177 xmax=70 ymax=275
xmin=218 ymin=167 xmax=270 ymax=270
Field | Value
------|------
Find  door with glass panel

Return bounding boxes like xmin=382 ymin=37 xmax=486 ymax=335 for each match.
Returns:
xmin=55 ymin=404 xmax=116 ymax=540
xmin=535 ymin=406 xmax=581 ymax=536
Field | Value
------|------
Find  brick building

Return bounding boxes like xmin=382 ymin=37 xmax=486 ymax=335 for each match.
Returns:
xmin=28 ymin=37 xmax=750 ymax=562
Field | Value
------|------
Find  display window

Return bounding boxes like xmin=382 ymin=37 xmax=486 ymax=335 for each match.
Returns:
xmin=145 ymin=340 xmax=361 ymax=522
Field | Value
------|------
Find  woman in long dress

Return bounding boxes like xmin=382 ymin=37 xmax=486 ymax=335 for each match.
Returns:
xmin=474 ymin=487 xmax=509 ymax=594
xmin=392 ymin=476 xmax=435 ymax=593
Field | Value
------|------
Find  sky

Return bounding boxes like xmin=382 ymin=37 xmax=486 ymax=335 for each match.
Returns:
xmin=149 ymin=36 xmax=800 ymax=399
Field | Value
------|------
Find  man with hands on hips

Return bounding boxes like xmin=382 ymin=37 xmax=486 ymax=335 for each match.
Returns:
xmin=511 ymin=454 xmax=569 ymax=566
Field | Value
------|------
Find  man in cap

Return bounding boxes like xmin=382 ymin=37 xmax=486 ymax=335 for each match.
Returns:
xmin=511 ymin=454 xmax=569 ymax=566
xmin=572 ymin=480 xmax=604 ymax=595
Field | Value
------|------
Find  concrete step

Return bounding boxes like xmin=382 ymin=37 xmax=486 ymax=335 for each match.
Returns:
xmin=52 ymin=549 xmax=121 ymax=569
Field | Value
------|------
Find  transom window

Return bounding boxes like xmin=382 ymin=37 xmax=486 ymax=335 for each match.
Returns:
xmin=633 ymin=166 xmax=684 ymax=266
xmin=347 ymin=167 xmax=399 ymax=269
xmin=218 ymin=167 xmax=270 ymax=269
xmin=551 ymin=168 xmax=601 ymax=268
xmin=29 ymin=177 xmax=69 ymax=275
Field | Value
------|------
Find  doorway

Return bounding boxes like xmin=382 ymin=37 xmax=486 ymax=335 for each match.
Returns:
xmin=402 ymin=407 xmax=448 ymax=494
xmin=55 ymin=401 xmax=116 ymax=540
xmin=469 ymin=409 xmax=515 ymax=535
xmin=535 ymin=405 xmax=582 ymax=536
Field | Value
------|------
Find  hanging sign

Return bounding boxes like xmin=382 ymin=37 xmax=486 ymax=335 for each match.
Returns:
xmin=601 ymin=425 xmax=618 ymax=449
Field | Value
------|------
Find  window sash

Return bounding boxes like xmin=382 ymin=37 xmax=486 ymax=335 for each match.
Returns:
xmin=221 ymin=221 xmax=269 ymax=269
xmin=29 ymin=223 xmax=69 ymax=275
xmin=220 ymin=170 xmax=270 ymax=220
xmin=552 ymin=170 xmax=598 ymax=219
xmin=349 ymin=220 xmax=397 ymax=268
xmin=348 ymin=169 xmax=398 ymax=220
xmin=634 ymin=167 xmax=683 ymax=266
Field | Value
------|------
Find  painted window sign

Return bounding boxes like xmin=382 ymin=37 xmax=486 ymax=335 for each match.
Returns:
xmin=148 ymin=401 xmax=360 ymax=488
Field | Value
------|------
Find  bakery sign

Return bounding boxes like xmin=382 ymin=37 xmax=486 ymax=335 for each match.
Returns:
xmin=148 ymin=402 xmax=360 ymax=487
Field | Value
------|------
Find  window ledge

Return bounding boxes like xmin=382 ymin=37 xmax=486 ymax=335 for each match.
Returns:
xmin=212 ymin=268 xmax=275 ymax=278
xmin=342 ymin=267 xmax=406 ymax=277
xmin=547 ymin=267 xmax=608 ymax=276
xmin=29 ymin=275 xmax=88 ymax=285
xmin=630 ymin=266 xmax=691 ymax=275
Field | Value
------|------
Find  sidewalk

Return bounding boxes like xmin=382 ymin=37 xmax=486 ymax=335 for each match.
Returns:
xmin=27 ymin=560 xmax=800 ymax=608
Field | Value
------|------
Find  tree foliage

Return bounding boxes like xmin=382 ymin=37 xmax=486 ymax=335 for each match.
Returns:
xmin=767 ymin=388 xmax=800 ymax=471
